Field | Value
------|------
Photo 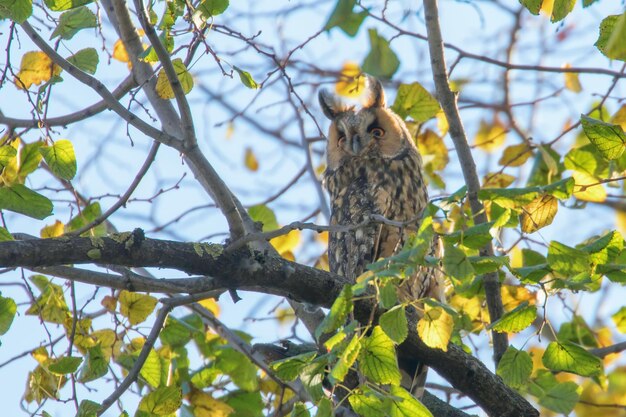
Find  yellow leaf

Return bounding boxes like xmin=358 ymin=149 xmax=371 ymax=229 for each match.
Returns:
xmin=270 ymin=229 xmax=300 ymax=255
xmin=101 ymin=295 xmax=117 ymax=312
xmin=31 ymin=346 xmax=49 ymax=365
xmin=540 ymin=0 xmax=554 ymax=16
xmin=610 ymin=105 xmax=626 ymax=131
xmin=510 ymin=246 xmax=523 ymax=268
xmin=275 ymin=307 xmax=295 ymax=326
xmin=90 ymin=329 xmax=117 ymax=361
xmin=573 ymin=171 xmax=606 ymax=202
xmin=501 ymin=285 xmax=534 ymax=312
xmin=40 ymin=220 xmax=64 ymax=238
xmin=14 ymin=51 xmax=62 ymax=90
xmin=314 ymin=253 xmax=329 ymax=271
xmin=189 ymin=390 xmax=234 ymax=417
xmin=112 ymin=39 xmax=130 ymax=64
xmin=417 ymin=305 xmax=453 ymax=351
xmin=281 ymin=250 xmax=295 ymax=261
xmin=498 ymin=143 xmax=533 ymax=167
xmin=335 ymin=62 xmax=365 ymax=97
xmin=482 ymin=172 xmax=516 ymax=188
xmin=118 ymin=290 xmax=158 ymax=325
xmin=198 ymin=297 xmax=220 ymax=317
xmin=317 ymin=231 xmax=329 ymax=245
xmin=315 ymin=163 xmax=326 ymax=177
xmin=521 ymin=195 xmax=558 ymax=233
xmin=225 ymin=121 xmax=235 ymax=140
xmin=244 ymin=147 xmax=259 ymax=171
xmin=436 ymin=111 xmax=449 ymax=137
xmin=474 ymin=119 xmax=507 ymax=152
xmin=596 ymin=327 xmax=618 ymax=365
xmin=155 ymin=58 xmax=194 ymax=99
xmin=617 ymin=210 xmax=626 ymax=237
xmin=563 ymin=63 xmax=582 ymax=93
xmin=416 ymin=129 xmax=449 ymax=171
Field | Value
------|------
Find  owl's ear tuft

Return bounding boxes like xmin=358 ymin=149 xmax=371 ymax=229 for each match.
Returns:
xmin=318 ymin=89 xmax=343 ymax=120
xmin=364 ymin=76 xmax=386 ymax=108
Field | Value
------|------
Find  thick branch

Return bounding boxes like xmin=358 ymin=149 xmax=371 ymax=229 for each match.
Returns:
xmin=422 ymin=0 xmax=508 ymax=364
xmin=0 ymin=233 xmax=537 ymax=416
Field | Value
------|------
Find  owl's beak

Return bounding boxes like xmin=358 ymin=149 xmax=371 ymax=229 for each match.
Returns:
xmin=351 ymin=135 xmax=362 ymax=154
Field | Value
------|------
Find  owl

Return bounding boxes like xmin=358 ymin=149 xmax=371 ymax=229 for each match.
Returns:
xmin=319 ymin=77 xmax=444 ymax=399
xmin=320 ymin=77 xmax=444 ymax=303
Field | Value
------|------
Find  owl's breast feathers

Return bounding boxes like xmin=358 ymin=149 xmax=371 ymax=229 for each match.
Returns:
xmin=324 ymin=147 xmax=429 ymax=284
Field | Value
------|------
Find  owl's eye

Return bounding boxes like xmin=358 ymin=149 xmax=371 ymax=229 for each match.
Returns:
xmin=369 ymin=127 xmax=385 ymax=138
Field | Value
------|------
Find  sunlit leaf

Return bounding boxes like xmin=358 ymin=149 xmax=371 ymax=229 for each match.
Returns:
xmin=417 ymin=305 xmax=453 ymax=351
xmin=489 ymin=301 xmax=536 ymax=333
xmin=572 ymin=171 xmax=606 ymax=202
xmin=138 ymin=385 xmax=182 ymax=415
xmin=44 ymin=0 xmax=92 ymax=11
xmin=271 ymin=351 xmax=317 ymax=382
xmin=498 ymin=143 xmax=533 ymax=167
xmin=0 ymin=296 xmax=17 ymax=335
xmin=348 ymin=387 xmax=390 ymax=417
xmin=244 ymin=147 xmax=259 ymax=171
xmin=550 ymin=0 xmax=575 ymax=22
xmin=416 ymin=129 xmax=448 ymax=171
xmin=328 ymin=334 xmax=360 ymax=384
xmin=0 ymin=184 xmax=53 ymax=220
xmin=380 ymin=305 xmax=408 ymax=344
xmin=39 ymin=140 xmax=77 ymax=180
xmin=547 ymin=241 xmax=590 ymax=276
xmin=234 ymin=66 xmax=259 ymax=89
xmin=359 ymin=326 xmax=401 ymax=385
xmin=118 ymin=290 xmax=157 ymax=325
xmin=270 ymin=229 xmax=300 ymax=256
xmin=193 ymin=0 xmax=229 ymax=25
xmin=442 ymin=244 xmax=475 ymax=284
xmin=361 ymin=29 xmax=399 ymax=79
xmin=248 ymin=204 xmax=278 ymax=231
xmin=155 ymin=58 xmax=194 ymax=99
xmin=542 ymin=341 xmax=602 ymax=377
xmin=388 ymin=386 xmax=433 ymax=417
xmin=612 ymin=307 xmax=626 ymax=333
xmin=497 ymin=346 xmax=532 ymax=388
xmin=0 ymin=226 xmax=14 ymax=241
xmin=315 ymin=286 xmax=353 ymax=339
xmin=391 ymin=83 xmax=440 ymax=123
xmin=215 ymin=348 xmax=258 ymax=391
xmin=50 ymin=6 xmax=96 ymax=40
xmin=474 ymin=119 xmax=506 ymax=152
xmin=580 ymin=115 xmax=626 ymax=161
xmin=521 ymin=194 xmax=557 ymax=233
xmin=48 ymin=356 xmax=83 ymax=375
xmin=335 ymin=62 xmax=365 ymax=97
xmin=78 ymin=345 xmax=108 ymax=382
xmin=14 ymin=51 xmax=62 ymax=90
xmin=595 ymin=13 xmax=626 ymax=61
xmin=563 ymin=63 xmax=581 ymax=93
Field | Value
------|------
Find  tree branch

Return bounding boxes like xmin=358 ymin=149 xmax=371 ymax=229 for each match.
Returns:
xmin=0 ymin=233 xmax=537 ymax=416
xmin=422 ymin=0 xmax=508 ymax=364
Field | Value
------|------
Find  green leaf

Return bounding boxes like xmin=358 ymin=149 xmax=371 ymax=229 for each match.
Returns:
xmin=599 ymin=263 xmax=626 ymax=283
xmin=160 ymin=314 xmax=202 ymax=348
xmin=550 ymin=0 xmax=575 ymax=22
xmin=140 ymin=349 xmax=162 ymax=388
xmin=192 ymin=0 xmax=228 ymax=24
xmin=155 ymin=58 xmax=193 ymax=99
xmin=380 ymin=305 xmax=408 ymax=344
xmin=536 ymin=377 xmax=581 ymax=415
xmin=390 ymin=83 xmax=440 ymax=123
xmin=137 ymin=385 xmax=182 ymax=415
xmin=77 ymin=400 xmax=100 ymax=417
xmin=50 ymin=6 xmax=96 ymax=40
xmin=328 ymin=334 xmax=360 ymax=384
xmin=542 ymin=341 xmax=602 ymax=377
xmin=595 ymin=13 xmax=626 ymax=61
xmin=224 ymin=390 xmax=264 ymax=417
xmin=519 ymin=0 xmax=541 ymax=15
xmin=19 ymin=140 xmax=44 ymax=177
xmin=580 ymin=115 xmax=626 ymax=160
xmin=379 ymin=281 xmax=398 ymax=309
xmin=248 ymin=204 xmax=278 ymax=232
xmin=496 ymin=346 xmax=532 ymax=388
xmin=0 ymin=145 xmax=17 ymax=169
xmin=300 ymin=359 xmax=327 ymax=401
xmin=0 ymin=184 xmax=53 ymax=220
xmin=442 ymin=244 xmax=475 ymax=284
xmin=443 ymin=222 xmax=493 ymax=250
xmin=348 ymin=387 xmax=390 ymax=417
xmin=66 ymin=202 xmax=106 ymax=235
xmin=417 ymin=305 xmax=453 ymax=351
xmin=513 ymin=263 xmax=551 ymax=283
xmin=40 ymin=139 xmax=77 ymax=180
xmin=140 ymin=31 xmax=174 ymax=63
xmin=79 ymin=345 xmax=108 ymax=382
xmin=0 ymin=0 xmax=32 ymax=23
xmin=44 ymin=0 xmax=92 ymax=11
xmin=547 ymin=241 xmax=590 ymax=276
xmin=489 ymin=301 xmax=536 ymax=333
xmin=48 ymin=356 xmax=83 ymax=374
xmin=67 ymin=48 xmax=99 ymax=74
xmin=359 ymin=326 xmax=401 ymax=385
xmin=361 ymin=29 xmax=399 ymax=79
xmin=323 ymin=0 xmax=367 ymax=37
xmin=0 ymin=296 xmax=17 ymax=335
xmin=271 ymin=351 xmax=317 ymax=382
xmin=315 ymin=285 xmax=353 ymax=339
xmin=216 ymin=348 xmax=258 ymax=391
xmin=118 ymin=290 xmax=157 ymax=325
xmin=234 ymin=66 xmax=259 ymax=89
xmin=581 ymin=231 xmax=623 ymax=265
xmin=290 ymin=402 xmax=310 ymax=417
xmin=388 ymin=386 xmax=433 ymax=417
xmin=315 ymin=397 xmax=333 ymax=417
xmin=478 ymin=187 xmax=538 ymax=209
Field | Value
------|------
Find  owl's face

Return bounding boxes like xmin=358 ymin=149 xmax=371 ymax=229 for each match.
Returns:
xmin=319 ymin=78 xmax=414 ymax=171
